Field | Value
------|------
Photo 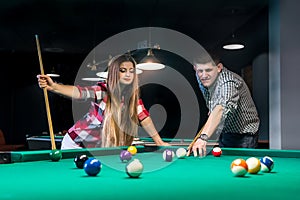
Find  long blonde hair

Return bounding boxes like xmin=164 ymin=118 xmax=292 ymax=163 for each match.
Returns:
xmin=102 ymin=54 xmax=139 ymax=147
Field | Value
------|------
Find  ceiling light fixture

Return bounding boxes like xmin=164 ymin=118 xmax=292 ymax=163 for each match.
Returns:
xmin=96 ymin=71 xmax=108 ymax=79
xmin=136 ymin=48 xmax=165 ymax=70
xmin=223 ymin=43 xmax=245 ymax=50
xmin=223 ymin=33 xmax=244 ymax=50
xmin=44 ymin=47 xmax=64 ymax=53
xmin=47 ymin=73 xmax=60 ymax=77
xmin=223 ymin=8 xmax=245 ymax=50
xmin=136 ymin=27 xmax=165 ymax=70
xmin=82 ymin=55 xmax=111 ymax=81
xmin=81 ymin=77 xmax=104 ymax=82
xmin=136 ymin=68 xmax=143 ymax=74
xmin=95 ymin=67 xmax=142 ymax=81
xmin=46 ymin=66 xmax=60 ymax=77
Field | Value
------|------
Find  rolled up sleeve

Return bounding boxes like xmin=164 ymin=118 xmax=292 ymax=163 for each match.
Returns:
xmin=137 ymin=99 xmax=150 ymax=122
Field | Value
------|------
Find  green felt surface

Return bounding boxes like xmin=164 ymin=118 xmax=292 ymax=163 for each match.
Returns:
xmin=1 ymin=148 xmax=300 ymax=200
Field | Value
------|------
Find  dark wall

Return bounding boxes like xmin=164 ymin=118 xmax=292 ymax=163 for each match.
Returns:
xmin=0 ymin=50 xmax=207 ymax=145
xmin=0 ymin=52 xmax=83 ymax=144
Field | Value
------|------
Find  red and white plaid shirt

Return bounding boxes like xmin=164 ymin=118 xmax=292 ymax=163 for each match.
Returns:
xmin=67 ymin=82 xmax=149 ymax=146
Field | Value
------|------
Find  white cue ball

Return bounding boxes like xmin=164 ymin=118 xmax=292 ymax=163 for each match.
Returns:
xmin=176 ymin=147 xmax=187 ymax=158
xmin=126 ymin=159 xmax=144 ymax=178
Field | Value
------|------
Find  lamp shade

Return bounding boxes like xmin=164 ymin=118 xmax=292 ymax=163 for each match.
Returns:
xmin=82 ymin=71 xmax=105 ymax=82
xmin=96 ymin=71 xmax=108 ymax=79
xmin=222 ymin=33 xmax=244 ymax=50
xmin=47 ymin=73 xmax=60 ymax=77
xmin=81 ymin=77 xmax=104 ymax=81
xmin=47 ymin=66 xmax=60 ymax=77
xmin=223 ymin=43 xmax=244 ymax=50
xmin=135 ymin=68 xmax=143 ymax=74
xmin=136 ymin=49 xmax=165 ymax=70
xmin=96 ymin=69 xmax=142 ymax=79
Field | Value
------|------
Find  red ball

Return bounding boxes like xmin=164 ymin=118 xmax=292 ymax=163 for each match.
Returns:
xmin=212 ymin=147 xmax=222 ymax=157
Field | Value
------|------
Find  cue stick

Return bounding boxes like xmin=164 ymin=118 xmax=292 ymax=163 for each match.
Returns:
xmin=35 ymin=34 xmax=57 ymax=150
xmin=186 ymin=125 xmax=205 ymax=153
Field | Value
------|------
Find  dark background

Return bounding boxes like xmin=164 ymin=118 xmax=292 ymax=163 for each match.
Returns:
xmin=0 ymin=0 xmax=269 ymax=146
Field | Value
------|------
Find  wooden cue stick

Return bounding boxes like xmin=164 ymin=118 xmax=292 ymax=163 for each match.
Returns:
xmin=187 ymin=125 xmax=205 ymax=152
xmin=35 ymin=35 xmax=57 ymax=150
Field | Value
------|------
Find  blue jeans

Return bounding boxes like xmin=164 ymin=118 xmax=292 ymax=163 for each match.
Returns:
xmin=218 ymin=132 xmax=258 ymax=148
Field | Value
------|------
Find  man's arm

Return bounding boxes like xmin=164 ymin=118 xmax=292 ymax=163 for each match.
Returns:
xmin=187 ymin=105 xmax=224 ymax=157
xmin=201 ymin=104 xmax=224 ymax=138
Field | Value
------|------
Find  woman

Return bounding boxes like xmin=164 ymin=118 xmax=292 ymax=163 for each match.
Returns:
xmin=37 ymin=54 xmax=169 ymax=149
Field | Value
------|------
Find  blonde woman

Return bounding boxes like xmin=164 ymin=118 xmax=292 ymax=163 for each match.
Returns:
xmin=37 ymin=54 xmax=169 ymax=149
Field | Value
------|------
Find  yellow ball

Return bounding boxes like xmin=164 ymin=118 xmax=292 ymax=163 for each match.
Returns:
xmin=127 ymin=145 xmax=137 ymax=155
xmin=246 ymin=157 xmax=261 ymax=174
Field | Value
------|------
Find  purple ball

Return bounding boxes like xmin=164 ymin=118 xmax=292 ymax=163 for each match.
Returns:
xmin=163 ymin=149 xmax=174 ymax=162
xmin=120 ymin=150 xmax=132 ymax=162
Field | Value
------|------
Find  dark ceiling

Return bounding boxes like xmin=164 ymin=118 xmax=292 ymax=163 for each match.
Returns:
xmin=0 ymin=0 xmax=269 ymax=73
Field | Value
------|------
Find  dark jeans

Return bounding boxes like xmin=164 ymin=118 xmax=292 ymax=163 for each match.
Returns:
xmin=218 ymin=132 xmax=258 ymax=148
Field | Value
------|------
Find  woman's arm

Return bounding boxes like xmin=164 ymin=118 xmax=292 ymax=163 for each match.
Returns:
xmin=37 ymin=74 xmax=81 ymax=99
xmin=140 ymin=117 xmax=170 ymax=146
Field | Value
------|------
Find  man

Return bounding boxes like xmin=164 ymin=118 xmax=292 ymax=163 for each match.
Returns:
xmin=187 ymin=52 xmax=260 ymax=157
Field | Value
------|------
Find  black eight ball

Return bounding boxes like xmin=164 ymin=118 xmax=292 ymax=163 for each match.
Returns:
xmin=74 ymin=154 xmax=89 ymax=169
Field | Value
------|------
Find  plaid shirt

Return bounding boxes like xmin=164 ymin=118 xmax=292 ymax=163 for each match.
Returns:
xmin=68 ymin=82 xmax=149 ymax=144
xmin=196 ymin=67 xmax=260 ymax=135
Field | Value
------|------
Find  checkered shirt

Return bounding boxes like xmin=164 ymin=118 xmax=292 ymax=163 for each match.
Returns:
xmin=68 ymin=82 xmax=149 ymax=144
xmin=196 ymin=67 xmax=260 ymax=135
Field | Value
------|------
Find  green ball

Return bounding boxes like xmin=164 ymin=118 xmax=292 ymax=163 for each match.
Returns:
xmin=49 ymin=149 xmax=62 ymax=161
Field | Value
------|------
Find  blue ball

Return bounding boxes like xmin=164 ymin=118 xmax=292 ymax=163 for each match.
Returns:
xmin=84 ymin=158 xmax=102 ymax=176
xmin=260 ymin=156 xmax=274 ymax=172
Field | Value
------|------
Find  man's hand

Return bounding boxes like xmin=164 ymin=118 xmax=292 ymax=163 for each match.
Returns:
xmin=186 ymin=138 xmax=207 ymax=157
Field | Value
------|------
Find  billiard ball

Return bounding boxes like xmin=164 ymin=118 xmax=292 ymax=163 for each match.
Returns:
xmin=84 ymin=158 xmax=102 ymax=176
xmin=260 ymin=156 xmax=274 ymax=172
xmin=230 ymin=158 xmax=248 ymax=177
xmin=246 ymin=157 xmax=261 ymax=174
xmin=126 ymin=159 xmax=144 ymax=178
xmin=49 ymin=149 xmax=62 ymax=162
xmin=127 ymin=145 xmax=137 ymax=155
xmin=176 ymin=147 xmax=187 ymax=158
xmin=212 ymin=147 xmax=222 ymax=157
xmin=120 ymin=150 xmax=132 ymax=162
xmin=74 ymin=154 xmax=89 ymax=169
xmin=163 ymin=149 xmax=175 ymax=162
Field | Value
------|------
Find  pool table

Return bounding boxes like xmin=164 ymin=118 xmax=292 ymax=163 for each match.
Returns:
xmin=26 ymin=135 xmax=63 ymax=150
xmin=0 ymin=146 xmax=300 ymax=200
